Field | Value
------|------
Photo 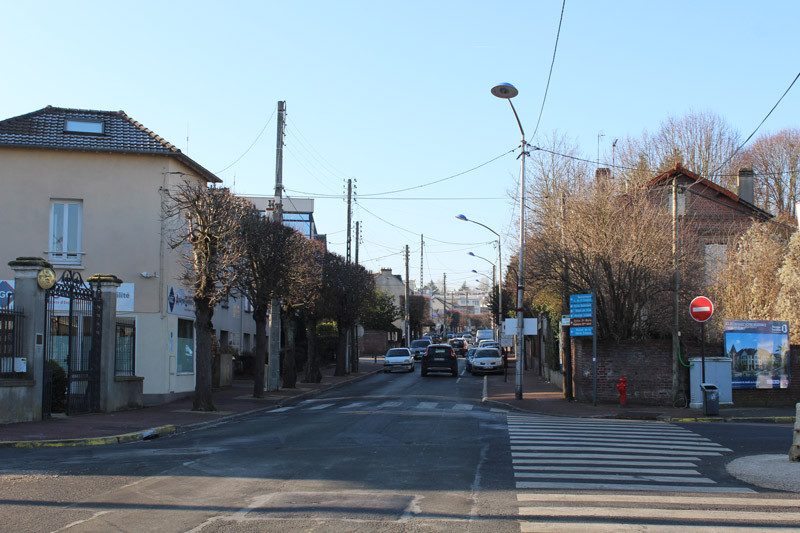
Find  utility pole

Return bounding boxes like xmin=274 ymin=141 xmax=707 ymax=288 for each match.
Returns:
xmin=404 ymin=245 xmax=410 ymax=345
xmin=420 ymin=235 xmax=424 ymax=293
xmin=672 ymin=176 xmax=681 ymax=404
xmin=345 ymin=178 xmax=353 ymax=372
xmin=353 ymin=221 xmax=360 ymax=373
xmin=267 ymin=100 xmax=285 ymax=392
xmin=443 ymin=273 xmax=447 ymax=336
xmin=560 ymin=191 xmax=573 ymax=400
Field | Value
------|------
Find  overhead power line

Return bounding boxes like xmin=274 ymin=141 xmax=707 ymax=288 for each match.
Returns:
xmin=215 ymin=105 xmax=277 ymax=174
xmin=531 ymin=0 xmax=567 ymax=141
xmin=711 ymin=69 xmax=800 ymax=177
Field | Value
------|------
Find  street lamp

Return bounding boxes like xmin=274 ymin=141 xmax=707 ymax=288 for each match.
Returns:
xmin=459 ymin=214 xmax=504 ymax=329
xmin=492 ymin=82 xmax=527 ymax=400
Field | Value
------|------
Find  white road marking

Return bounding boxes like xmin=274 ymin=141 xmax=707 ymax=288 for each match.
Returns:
xmin=307 ymin=403 xmax=334 ymax=410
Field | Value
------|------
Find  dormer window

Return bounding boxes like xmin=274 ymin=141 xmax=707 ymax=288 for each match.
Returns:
xmin=65 ymin=119 xmax=104 ymax=134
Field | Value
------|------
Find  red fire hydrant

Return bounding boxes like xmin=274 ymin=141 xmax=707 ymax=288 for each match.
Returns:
xmin=616 ymin=377 xmax=627 ymax=407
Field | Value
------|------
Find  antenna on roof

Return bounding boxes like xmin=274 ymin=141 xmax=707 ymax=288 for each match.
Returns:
xmin=186 ymin=124 xmax=189 ymax=155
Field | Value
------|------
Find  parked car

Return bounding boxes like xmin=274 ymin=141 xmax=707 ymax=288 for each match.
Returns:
xmin=409 ymin=339 xmax=431 ymax=360
xmin=421 ymin=344 xmax=458 ymax=377
xmin=383 ymin=347 xmax=415 ymax=373
xmin=470 ymin=348 xmax=503 ymax=375
xmin=464 ymin=347 xmax=478 ymax=373
xmin=478 ymin=340 xmax=505 ymax=365
xmin=448 ymin=338 xmax=467 ymax=356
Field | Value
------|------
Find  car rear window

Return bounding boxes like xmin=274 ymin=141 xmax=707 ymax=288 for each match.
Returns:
xmin=387 ymin=349 xmax=409 ymax=356
xmin=475 ymin=349 xmax=500 ymax=358
xmin=428 ymin=346 xmax=452 ymax=356
xmin=411 ymin=340 xmax=430 ymax=348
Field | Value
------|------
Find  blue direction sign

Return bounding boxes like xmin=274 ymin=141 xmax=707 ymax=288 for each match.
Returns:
xmin=571 ymin=326 xmax=594 ymax=337
xmin=570 ymin=294 xmax=594 ymax=304
xmin=570 ymin=310 xmax=592 ymax=318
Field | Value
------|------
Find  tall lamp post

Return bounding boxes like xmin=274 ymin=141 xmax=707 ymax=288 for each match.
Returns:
xmin=457 ymin=215 xmax=503 ymax=334
xmin=492 ymin=82 xmax=526 ymax=400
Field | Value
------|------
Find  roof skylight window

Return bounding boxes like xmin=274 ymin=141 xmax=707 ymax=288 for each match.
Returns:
xmin=65 ymin=119 xmax=104 ymax=134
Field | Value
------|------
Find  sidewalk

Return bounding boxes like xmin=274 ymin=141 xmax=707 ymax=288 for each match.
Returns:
xmin=0 ymin=358 xmax=383 ymax=448
xmin=482 ymin=360 xmax=798 ymax=423
xmin=2 ymin=357 xmax=795 ymax=449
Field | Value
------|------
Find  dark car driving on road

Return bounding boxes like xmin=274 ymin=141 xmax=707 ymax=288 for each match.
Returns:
xmin=421 ymin=344 xmax=458 ymax=377
xmin=409 ymin=339 xmax=432 ymax=361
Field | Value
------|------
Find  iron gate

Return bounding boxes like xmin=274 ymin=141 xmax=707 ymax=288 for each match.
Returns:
xmin=43 ymin=271 xmax=103 ymax=416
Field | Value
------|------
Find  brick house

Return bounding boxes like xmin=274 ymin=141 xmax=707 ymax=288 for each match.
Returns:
xmin=570 ymin=163 xmax=777 ymax=406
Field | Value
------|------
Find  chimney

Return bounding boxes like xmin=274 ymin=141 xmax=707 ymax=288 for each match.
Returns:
xmin=595 ymin=167 xmax=611 ymax=185
xmin=738 ymin=168 xmax=754 ymax=204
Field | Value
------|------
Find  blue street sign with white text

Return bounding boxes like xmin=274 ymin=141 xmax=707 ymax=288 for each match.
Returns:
xmin=571 ymin=326 xmax=594 ymax=337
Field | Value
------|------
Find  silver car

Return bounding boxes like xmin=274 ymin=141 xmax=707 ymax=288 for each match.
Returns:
xmin=470 ymin=348 xmax=503 ymax=375
xmin=383 ymin=347 xmax=415 ymax=373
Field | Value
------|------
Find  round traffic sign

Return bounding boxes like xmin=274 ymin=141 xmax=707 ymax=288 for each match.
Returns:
xmin=689 ymin=296 xmax=714 ymax=322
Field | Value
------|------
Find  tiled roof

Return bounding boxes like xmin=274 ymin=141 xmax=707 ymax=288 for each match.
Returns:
xmin=0 ymin=106 xmax=220 ymax=183
xmin=647 ymin=163 xmax=771 ymax=219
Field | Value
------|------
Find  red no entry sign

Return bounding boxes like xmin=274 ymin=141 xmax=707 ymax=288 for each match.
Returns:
xmin=689 ymin=296 xmax=714 ymax=322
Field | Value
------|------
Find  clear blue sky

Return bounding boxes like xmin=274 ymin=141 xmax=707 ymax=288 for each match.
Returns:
xmin=3 ymin=1 xmax=799 ymax=291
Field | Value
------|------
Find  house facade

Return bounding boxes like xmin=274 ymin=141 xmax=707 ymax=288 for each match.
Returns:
xmin=0 ymin=106 xmax=257 ymax=408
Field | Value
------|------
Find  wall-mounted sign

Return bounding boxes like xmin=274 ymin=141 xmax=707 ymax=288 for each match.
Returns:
xmin=167 ymin=285 xmax=195 ymax=317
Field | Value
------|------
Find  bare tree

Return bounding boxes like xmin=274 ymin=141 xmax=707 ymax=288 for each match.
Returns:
xmin=740 ymin=128 xmax=800 ymax=217
xmin=237 ymin=213 xmax=296 ymax=398
xmin=614 ymin=112 xmax=741 ymax=190
xmin=281 ymin=233 xmax=325 ymax=388
xmin=712 ymin=222 xmax=788 ymax=333
xmin=164 ymin=182 xmax=251 ymax=411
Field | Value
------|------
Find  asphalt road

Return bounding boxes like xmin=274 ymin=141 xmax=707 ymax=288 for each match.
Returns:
xmin=0 ymin=361 xmax=797 ymax=532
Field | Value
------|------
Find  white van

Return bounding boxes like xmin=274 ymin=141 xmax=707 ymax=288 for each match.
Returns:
xmin=475 ymin=329 xmax=494 ymax=343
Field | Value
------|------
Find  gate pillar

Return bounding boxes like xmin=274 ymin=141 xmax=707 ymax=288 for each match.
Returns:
xmin=7 ymin=257 xmax=51 ymax=422
xmin=88 ymin=274 xmax=122 ymax=413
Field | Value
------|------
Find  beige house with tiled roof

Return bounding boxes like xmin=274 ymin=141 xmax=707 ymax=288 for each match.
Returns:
xmin=0 ymin=106 xmax=255 ymax=404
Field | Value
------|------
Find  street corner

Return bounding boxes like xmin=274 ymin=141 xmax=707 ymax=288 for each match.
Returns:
xmin=726 ymin=454 xmax=800 ymax=493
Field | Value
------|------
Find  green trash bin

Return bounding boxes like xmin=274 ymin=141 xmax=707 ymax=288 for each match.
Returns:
xmin=700 ymin=383 xmax=719 ymax=416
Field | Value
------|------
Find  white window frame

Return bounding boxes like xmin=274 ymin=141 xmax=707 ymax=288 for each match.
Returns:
xmin=48 ymin=200 xmax=84 ymax=266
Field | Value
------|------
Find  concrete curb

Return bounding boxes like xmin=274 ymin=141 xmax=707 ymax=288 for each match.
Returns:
xmin=0 ymin=369 xmax=383 ymax=449
xmin=0 ymin=425 xmax=178 ymax=448
xmin=659 ymin=416 xmax=795 ymax=424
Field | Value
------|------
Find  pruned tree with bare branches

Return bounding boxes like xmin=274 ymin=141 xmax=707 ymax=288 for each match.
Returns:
xmin=164 ymin=182 xmax=251 ymax=411
xmin=237 ymin=213 xmax=296 ymax=398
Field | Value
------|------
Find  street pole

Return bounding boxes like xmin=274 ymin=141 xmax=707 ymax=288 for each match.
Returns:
xmin=491 ymin=82 xmax=526 ymax=400
xmin=345 ymin=178 xmax=352 ymax=372
xmin=443 ymin=273 xmax=447 ymax=336
xmin=353 ymin=221 xmax=360 ymax=373
xmin=672 ymin=176 xmax=680 ymax=404
xmin=267 ymin=100 xmax=285 ymax=392
xmin=404 ymin=245 xmax=410 ymax=345
xmin=497 ymin=238 xmax=502 ymax=334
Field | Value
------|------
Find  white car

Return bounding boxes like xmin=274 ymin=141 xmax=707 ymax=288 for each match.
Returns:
xmin=383 ymin=347 xmax=415 ymax=373
xmin=470 ymin=347 xmax=504 ymax=375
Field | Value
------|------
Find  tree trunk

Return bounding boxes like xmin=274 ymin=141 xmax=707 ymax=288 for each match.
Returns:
xmin=193 ymin=297 xmax=216 ymax=411
xmin=334 ymin=326 xmax=348 ymax=376
xmin=303 ymin=318 xmax=322 ymax=383
xmin=252 ymin=307 xmax=268 ymax=398
xmin=282 ymin=310 xmax=297 ymax=388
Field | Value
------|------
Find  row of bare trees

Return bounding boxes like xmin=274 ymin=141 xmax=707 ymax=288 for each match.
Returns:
xmin=164 ymin=182 xmax=376 ymax=411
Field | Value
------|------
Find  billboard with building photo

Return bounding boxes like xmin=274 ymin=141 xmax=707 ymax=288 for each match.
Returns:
xmin=724 ymin=319 xmax=790 ymax=389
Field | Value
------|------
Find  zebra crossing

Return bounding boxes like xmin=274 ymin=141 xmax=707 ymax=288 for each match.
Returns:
xmin=505 ymin=415 xmax=800 ymax=531
xmin=507 ymin=414 xmax=743 ymax=492
xmin=264 ymin=398 xmax=496 ymax=414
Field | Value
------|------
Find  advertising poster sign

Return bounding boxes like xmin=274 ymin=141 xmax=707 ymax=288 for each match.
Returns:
xmin=724 ymin=319 xmax=790 ymax=389
xmin=167 ymin=285 xmax=195 ymax=317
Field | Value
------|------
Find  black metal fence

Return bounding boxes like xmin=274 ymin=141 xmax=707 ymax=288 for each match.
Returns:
xmin=115 ymin=317 xmax=136 ymax=376
xmin=0 ymin=306 xmax=24 ymax=379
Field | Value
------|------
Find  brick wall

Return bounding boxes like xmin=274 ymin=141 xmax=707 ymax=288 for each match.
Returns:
xmin=571 ymin=338 xmax=673 ymax=406
xmin=572 ymin=338 xmax=800 ymax=407
xmin=359 ymin=329 xmax=388 ymax=356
